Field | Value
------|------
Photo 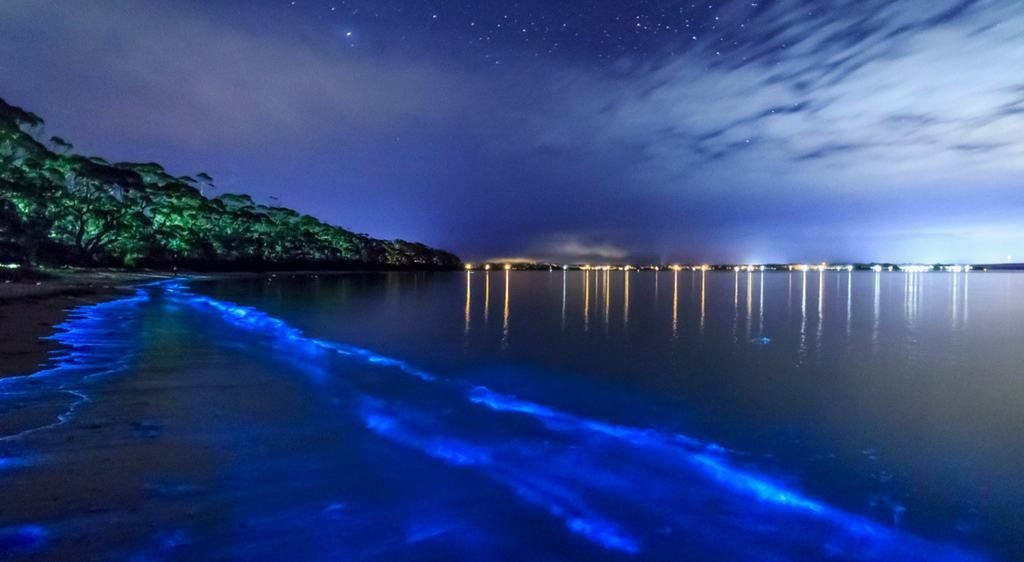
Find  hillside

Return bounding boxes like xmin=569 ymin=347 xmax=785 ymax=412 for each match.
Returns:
xmin=0 ymin=98 xmax=460 ymax=270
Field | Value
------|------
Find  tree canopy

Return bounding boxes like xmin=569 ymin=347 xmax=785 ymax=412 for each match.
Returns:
xmin=0 ymin=97 xmax=460 ymax=270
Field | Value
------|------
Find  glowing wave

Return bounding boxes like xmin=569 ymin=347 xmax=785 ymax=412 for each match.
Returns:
xmin=0 ymin=289 xmax=148 ymax=442
xmin=359 ymin=396 xmax=640 ymax=554
xmin=166 ymin=281 xmax=985 ymax=561
xmin=1 ymin=281 xmax=984 ymax=560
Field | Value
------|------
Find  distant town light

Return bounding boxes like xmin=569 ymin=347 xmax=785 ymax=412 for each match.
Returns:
xmin=484 ymin=264 xmax=492 ymax=271
xmin=871 ymin=265 xmax=883 ymax=272
xmin=464 ymin=263 xmax=473 ymax=270
xmin=504 ymin=264 xmax=512 ymax=271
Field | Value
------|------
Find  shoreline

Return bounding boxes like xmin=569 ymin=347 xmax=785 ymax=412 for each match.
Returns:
xmin=0 ymin=271 xmax=173 ymax=379
xmin=0 ymin=268 xmax=461 ymax=380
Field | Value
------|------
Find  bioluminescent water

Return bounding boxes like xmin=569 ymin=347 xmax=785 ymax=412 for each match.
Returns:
xmin=3 ymin=271 xmax=1023 ymax=560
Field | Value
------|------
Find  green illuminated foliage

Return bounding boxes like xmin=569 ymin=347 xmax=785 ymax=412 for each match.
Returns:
xmin=0 ymin=97 xmax=460 ymax=269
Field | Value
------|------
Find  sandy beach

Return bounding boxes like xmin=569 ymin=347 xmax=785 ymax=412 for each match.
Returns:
xmin=0 ymin=269 xmax=388 ymax=379
xmin=0 ymin=270 xmax=173 ymax=379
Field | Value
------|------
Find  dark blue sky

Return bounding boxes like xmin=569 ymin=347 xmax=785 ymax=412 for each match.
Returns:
xmin=2 ymin=0 xmax=1022 ymax=263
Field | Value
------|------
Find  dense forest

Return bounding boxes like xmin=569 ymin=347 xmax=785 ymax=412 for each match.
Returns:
xmin=0 ymin=97 xmax=460 ymax=270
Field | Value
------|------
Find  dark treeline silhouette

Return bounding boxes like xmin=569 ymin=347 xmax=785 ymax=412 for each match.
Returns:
xmin=0 ymin=98 xmax=460 ymax=271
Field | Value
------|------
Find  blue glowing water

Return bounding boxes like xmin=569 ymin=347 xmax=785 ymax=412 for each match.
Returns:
xmin=2 ymin=271 xmax=1022 ymax=560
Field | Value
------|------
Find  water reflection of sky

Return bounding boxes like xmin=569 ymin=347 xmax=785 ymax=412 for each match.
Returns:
xmin=4 ymin=275 xmax=1017 ymax=559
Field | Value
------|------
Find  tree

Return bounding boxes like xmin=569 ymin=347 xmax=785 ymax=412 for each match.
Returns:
xmin=45 ymin=155 xmax=149 ymax=263
xmin=0 ymin=96 xmax=462 ymax=270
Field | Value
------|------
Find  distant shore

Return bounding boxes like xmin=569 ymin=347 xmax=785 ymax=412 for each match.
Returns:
xmin=4 ymin=261 xmax=1018 ymax=380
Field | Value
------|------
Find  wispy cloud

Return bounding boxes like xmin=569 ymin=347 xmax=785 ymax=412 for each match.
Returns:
xmin=0 ymin=0 xmax=474 ymax=152
xmin=560 ymin=0 xmax=1024 ymax=193
xmin=529 ymin=234 xmax=630 ymax=263
xmin=2 ymin=0 xmax=1022 ymax=262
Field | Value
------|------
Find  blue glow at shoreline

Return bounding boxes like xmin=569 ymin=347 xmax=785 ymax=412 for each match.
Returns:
xmin=2 ymin=280 xmax=988 ymax=561
xmin=467 ymin=386 xmax=830 ymax=514
xmin=166 ymin=281 xmax=984 ymax=560
xmin=0 ymin=289 xmax=148 ymax=442
xmin=0 ymin=524 xmax=48 ymax=553
xmin=359 ymin=398 xmax=641 ymax=554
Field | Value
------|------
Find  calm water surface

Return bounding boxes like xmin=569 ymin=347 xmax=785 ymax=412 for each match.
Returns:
xmin=2 ymin=271 xmax=1023 ymax=560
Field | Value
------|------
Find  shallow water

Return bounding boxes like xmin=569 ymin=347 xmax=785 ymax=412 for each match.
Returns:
xmin=1 ymin=271 xmax=1023 ymax=560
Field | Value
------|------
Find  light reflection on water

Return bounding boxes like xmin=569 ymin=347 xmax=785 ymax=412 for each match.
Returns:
xmin=2 ymin=271 xmax=1024 ymax=560
xmin=322 ymin=269 xmax=1021 ymax=556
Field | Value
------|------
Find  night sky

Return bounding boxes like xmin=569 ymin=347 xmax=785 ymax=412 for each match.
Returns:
xmin=2 ymin=0 xmax=1022 ymax=263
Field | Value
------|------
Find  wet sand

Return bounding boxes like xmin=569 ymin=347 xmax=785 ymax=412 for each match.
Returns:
xmin=0 ymin=282 xmax=429 ymax=560
xmin=0 ymin=269 xmax=411 ymax=379
xmin=0 ymin=271 xmax=173 ymax=378
xmin=0 ymin=280 xmax=988 ymax=561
